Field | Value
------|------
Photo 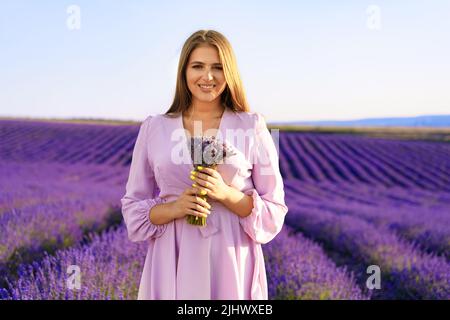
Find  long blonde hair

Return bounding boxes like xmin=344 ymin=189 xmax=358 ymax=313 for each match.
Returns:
xmin=165 ymin=30 xmax=250 ymax=116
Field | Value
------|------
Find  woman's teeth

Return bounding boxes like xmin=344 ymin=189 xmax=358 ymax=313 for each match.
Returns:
xmin=199 ymin=84 xmax=215 ymax=89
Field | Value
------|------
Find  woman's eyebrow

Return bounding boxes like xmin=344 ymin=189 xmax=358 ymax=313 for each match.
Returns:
xmin=190 ymin=61 xmax=222 ymax=65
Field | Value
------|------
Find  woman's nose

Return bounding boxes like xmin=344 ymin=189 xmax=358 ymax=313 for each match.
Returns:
xmin=203 ymin=69 xmax=213 ymax=80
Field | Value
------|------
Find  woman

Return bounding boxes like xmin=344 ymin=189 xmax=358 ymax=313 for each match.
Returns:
xmin=121 ymin=30 xmax=288 ymax=300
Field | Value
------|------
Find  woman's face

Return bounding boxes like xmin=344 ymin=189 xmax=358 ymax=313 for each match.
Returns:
xmin=185 ymin=45 xmax=227 ymax=105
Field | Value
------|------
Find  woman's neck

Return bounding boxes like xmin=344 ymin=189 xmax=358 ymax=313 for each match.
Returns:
xmin=186 ymin=101 xmax=225 ymax=119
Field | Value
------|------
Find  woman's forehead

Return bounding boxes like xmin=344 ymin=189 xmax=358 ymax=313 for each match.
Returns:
xmin=189 ymin=45 xmax=220 ymax=62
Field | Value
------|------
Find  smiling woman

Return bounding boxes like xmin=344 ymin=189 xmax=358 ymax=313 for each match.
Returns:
xmin=188 ymin=50 xmax=225 ymax=94
xmin=182 ymin=44 xmax=228 ymax=137
xmin=165 ymin=30 xmax=250 ymax=118
xmin=120 ymin=29 xmax=288 ymax=300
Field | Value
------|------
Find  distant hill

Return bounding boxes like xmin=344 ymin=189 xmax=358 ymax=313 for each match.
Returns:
xmin=272 ymin=115 xmax=450 ymax=127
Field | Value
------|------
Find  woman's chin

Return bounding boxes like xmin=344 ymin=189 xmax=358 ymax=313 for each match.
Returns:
xmin=193 ymin=94 xmax=219 ymax=103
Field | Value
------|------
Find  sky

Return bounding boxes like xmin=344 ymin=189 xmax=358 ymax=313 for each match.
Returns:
xmin=1 ymin=0 xmax=449 ymax=122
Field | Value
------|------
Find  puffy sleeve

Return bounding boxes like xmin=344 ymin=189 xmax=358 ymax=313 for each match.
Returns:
xmin=120 ymin=115 xmax=167 ymax=242
xmin=239 ymin=112 xmax=288 ymax=244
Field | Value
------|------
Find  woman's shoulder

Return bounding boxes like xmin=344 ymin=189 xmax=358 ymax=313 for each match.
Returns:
xmin=142 ymin=112 xmax=178 ymax=125
xmin=233 ymin=110 xmax=267 ymax=131
xmin=138 ymin=113 xmax=177 ymax=138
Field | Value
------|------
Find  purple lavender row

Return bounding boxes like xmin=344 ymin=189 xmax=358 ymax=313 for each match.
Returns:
xmin=285 ymin=181 xmax=450 ymax=258
xmin=287 ymin=180 xmax=450 ymax=216
xmin=3 ymin=120 xmax=449 ymax=189
xmin=280 ymin=132 xmax=449 ymax=190
xmin=2 ymin=224 xmax=368 ymax=300
xmin=318 ymin=136 xmax=397 ymax=186
xmin=0 ymin=120 xmax=138 ymax=166
xmin=0 ymin=197 xmax=118 ymax=263
xmin=0 ymin=161 xmax=129 ymax=189
xmin=302 ymin=135 xmax=362 ymax=184
xmin=0 ymin=162 xmax=124 ymax=267
xmin=284 ymin=204 xmax=450 ymax=299
xmin=368 ymin=140 xmax=450 ymax=187
xmin=291 ymin=196 xmax=450 ymax=260
xmin=354 ymin=140 xmax=447 ymax=190
xmin=263 ymin=226 xmax=369 ymax=300
xmin=287 ymin=182 xmax=450 ymax=258
xmin=315 ymin=180 xmax=450 ymax=206
xmin=0 ymin=226 xmax=147 ymax=300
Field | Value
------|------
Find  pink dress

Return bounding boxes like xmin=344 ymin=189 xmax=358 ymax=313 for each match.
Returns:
xmin=120 ymin=107 xmax=288 ymax=300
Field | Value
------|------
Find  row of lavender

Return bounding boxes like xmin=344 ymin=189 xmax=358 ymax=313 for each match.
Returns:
xmin=3 ymin=176 xmax=446 ymax=299
xmin=0 ymin=159 xmax=367 ymax=299
xmin=0 ymin=120 xmax=138 ymax=166
xmin=285 ymin=181 xmax=450 ymax=259
xmin=0 ymin=225 xmax=367 ymax=300
xmin=2 ymin=120 xmax=450 ymax=190
xmin=284 ymin=180 xmax=450 ymax=299
xmin=280 ymin=133 xmax=450 ymax=191
xmin=0 ymin=161 xmax=126 ymax=275
xmin=1 ymin=120 xmax=449 ymax=299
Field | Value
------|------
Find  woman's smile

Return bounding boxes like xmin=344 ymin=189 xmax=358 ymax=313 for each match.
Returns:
xmin=198 ymin=84 xmax=216 ymax=92
xmin=186 ymin=45 xmax=227 ymax=103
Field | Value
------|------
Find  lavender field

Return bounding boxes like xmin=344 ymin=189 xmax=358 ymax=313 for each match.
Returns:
xmin=0 ymin=119 xmax=449 ymax=300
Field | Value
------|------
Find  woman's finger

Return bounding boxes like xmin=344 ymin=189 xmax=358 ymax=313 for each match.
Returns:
xmin=193 ymin=178 xmax=212 ymax=189
xmin=185 ymin=187 xmax=198 ymax=195
xmin=190 ymin=204 xmax=210 ymax=217
xmin=198 ymin=167 xmax=219 ymax=179
xmin=196 ymin=203 xmax=210 ymax=214
xmin=191 ymin=170 xmax=215 ymax=183
xmin=191 ymin=195 xmax=211 ymax=209
xmin=192 ymin=184 xmax=211 ymax=196
xmin=188 ymin=209 xmax=207 ymax=218
xmin=188 ymin=200 xmax=210 ymax=214
xmin=188 ymin=186 xmax=199 ymax=196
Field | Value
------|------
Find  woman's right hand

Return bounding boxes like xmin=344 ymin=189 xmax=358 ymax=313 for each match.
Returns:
xmin=170 ymin=187 xmax=211 ymax=220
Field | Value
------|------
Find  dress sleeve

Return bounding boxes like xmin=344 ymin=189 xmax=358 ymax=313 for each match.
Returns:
xmin=239 ymin=112 xmax=288 ymax=244
xmin=120 ymin=116 xmax=167 ymax=242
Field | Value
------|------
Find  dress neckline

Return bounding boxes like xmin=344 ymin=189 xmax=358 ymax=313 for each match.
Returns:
xmin=180 ymin=106 xmax=228 ymax=140
xmin=179 ymin=107 xmax=229 ymax=168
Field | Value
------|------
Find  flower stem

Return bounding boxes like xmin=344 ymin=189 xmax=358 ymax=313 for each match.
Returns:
xmin=185 ymin=164 xmax=216 ymax=227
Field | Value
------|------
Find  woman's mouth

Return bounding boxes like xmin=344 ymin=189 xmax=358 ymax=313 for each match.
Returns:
xmin=198 ymin=84 xmax=215 ymax=91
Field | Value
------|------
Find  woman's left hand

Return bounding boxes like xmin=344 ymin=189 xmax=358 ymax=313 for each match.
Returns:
xmin=190 ymin=166 xmax=230 ymax=202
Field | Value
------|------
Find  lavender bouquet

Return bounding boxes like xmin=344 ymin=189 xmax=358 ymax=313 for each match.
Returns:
xmin=186 ymin=136 xmax=236 ymax=226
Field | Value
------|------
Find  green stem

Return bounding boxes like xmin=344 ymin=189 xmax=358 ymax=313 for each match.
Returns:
xmin=185 ymin=165 xmax=214 ymax=227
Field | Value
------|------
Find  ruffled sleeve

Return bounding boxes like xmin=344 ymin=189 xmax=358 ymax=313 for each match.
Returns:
xmin=120 ymin=115 xmax=167 ymax=242
xmin=239 ymin=112 xmax=288 ymax=244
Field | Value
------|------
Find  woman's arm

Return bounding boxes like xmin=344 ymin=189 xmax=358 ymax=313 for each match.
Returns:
xmin=220 ymin=186 xmax=254 ymax=218
xmin=149 ymin=201 xmax=177 ymax=225
xmin=121 ymin=116 xmax=169 ymax=242
xmin=237 ymin=113 xmax=288 ymax=244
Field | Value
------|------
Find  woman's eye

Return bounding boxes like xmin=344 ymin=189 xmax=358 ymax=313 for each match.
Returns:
xmin=193 ymin=65 xmax=202 ymax=69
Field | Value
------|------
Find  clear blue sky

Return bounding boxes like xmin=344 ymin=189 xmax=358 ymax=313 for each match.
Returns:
xmin=1 ymin=0 xmax=449 ymax=122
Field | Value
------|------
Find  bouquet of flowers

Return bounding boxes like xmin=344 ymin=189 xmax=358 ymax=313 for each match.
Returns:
xmin=186 ymin=135 xmax=236 ymax=226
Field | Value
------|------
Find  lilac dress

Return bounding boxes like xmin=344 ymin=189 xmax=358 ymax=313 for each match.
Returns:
xmin=120 ymin=107 xmax=288 ymax=300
